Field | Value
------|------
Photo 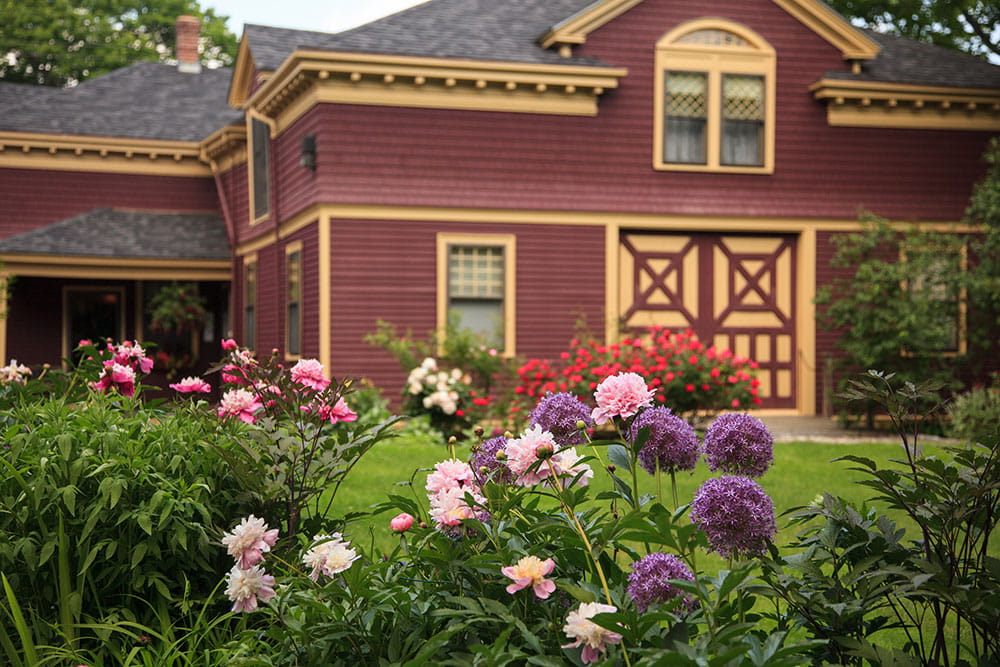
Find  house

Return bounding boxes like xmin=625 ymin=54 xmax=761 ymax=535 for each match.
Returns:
xmin=1 ymin=0 xmax=998 ymax=411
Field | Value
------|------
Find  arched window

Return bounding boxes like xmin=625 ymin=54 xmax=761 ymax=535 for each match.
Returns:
xmin=654 ymin=19 xmax=776 ymax=173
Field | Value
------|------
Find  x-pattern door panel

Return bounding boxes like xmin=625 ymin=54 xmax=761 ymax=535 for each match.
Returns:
xmin=619 ymin=232 xmax=796 ymax=409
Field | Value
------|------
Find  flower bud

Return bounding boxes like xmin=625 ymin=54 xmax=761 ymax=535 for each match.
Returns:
xmin=608 ymin=464 xmax=617 ymax=473
xmin=534 ymin=442 xmax=555 ymax=460
xmin=419 ymin=521 xmax=428 ymax=529
xmin=448 ymin=436 xmax=457 ymax=444
xmin=390 ymin=512 xmax=414 ymax=533
xmin=495 ymin=450 xmax=508 ymax=461
xmin=474 ymin=425 xmax=484 ymax=437
xmin=221 ymin=338 xmax=238 ymax=351
xmin=575 ymin=419 xmax=587 ymax=430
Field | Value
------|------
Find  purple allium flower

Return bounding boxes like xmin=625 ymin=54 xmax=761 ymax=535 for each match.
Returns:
xmin=690 ymin=475 xmax=777 ymax=559
xmin=702 ymin=412 xmax=774 ymax=478
xmin=629 ymin=407 xmax=700 ymax=475
xmin=626 ymin=552 xmax=696 ymax=612
xmin=530 ymin=392 xmax=593 ymax=446
xmin=473 ymin=435 xmax=513 ymax=485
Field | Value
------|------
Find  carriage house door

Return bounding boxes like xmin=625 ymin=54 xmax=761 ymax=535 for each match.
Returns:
xmin=619 ymin=232 xmax=796 ymax=409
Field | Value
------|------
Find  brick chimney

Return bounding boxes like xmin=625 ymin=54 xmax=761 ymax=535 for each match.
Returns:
xmin=176 ymin=15 xmax=202 ymax=74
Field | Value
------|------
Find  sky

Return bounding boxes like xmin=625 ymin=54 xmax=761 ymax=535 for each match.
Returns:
xmin=202 ymin=0 xmax=428 ymax=35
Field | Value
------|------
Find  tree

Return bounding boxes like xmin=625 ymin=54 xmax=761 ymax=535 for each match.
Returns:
xmin=826 ymin=0 xmax=999 ymax=59
xmin=965 ymin=137 xmax=1000 ymax=356
xmin=0 ymin=1 xmax=238 ymax=87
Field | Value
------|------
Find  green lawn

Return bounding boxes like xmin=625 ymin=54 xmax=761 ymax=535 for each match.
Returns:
xmin=326 ymin=434 xmax=948 ymax=555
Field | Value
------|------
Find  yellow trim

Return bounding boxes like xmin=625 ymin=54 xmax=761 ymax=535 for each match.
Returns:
xmin=318 ymin=214 xmax=331 ymax=374
xmin=541 ymin=0 xmax=879 ymax=61
xmin=284 ymin=240 xmax=304 ymax=361
xmin=61 ymin=285 xmax=126 ymax=367
xmin=0 ymin=254 xmax=230 ymax=280
xmin=242 ymin=254 xmax=258 ymax=352
xmin=246 ymin=112 xmax=274 ymax=226
xmin=228 ymin=36 xmax=265 ymax=108
xmin=234 ymin=203 xmax=975 ymax=252
xmin=653 ymin=19 xmax=776 ymax=174
xmin=797 ymin=228 xmax=816 ymax=413
xmin=199 ymin=124 xmax=248 ymax=171
xmin=0 ymin=131 xmax=209 ymax=176
xmin=436 ymin=233 xmax=517 ymax=357
xmin=604 ymin=222 xmax=620 ymax=346
xmin=811 ymin=78 xmax=1000 ymax=131
xmin=0 ymin=271 xmax=8 ymax=364
xmin=246 ymin=51 xmax=626 ymax=133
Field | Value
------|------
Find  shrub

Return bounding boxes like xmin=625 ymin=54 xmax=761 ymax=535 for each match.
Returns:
xmin=947 ymin=374 xmax=1000 ymax=445
xmin=515 ymin=327 xmax=760 ymax=421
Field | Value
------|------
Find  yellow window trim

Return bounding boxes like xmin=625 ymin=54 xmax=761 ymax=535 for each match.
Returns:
xmin=242 ymin=254 xmax=258 ymax=352
xmin=284 ymin=240 xmax=304 ymax=361
xmin=246 ymin=111 xmax=276 ymax=227
xmin=653 ymin=19 xmax=776 ymax=174
xmin=199 ymin=124 xmax=248 ymax=172
xmin=899 ymin=241 xmax=968 ymax=357
xmin=436 ymin=232 xmax=516 ymax=357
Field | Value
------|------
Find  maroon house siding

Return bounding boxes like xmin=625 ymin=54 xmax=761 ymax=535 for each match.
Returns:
xmin=219 ymin=162 xmax=249 ymax=236
xmin=0 ymin=168 xmax=219 ymax=239
xmin=324 ymin=219 xmax=606 ymax=394
xmin=274 ymin=112 xmax=322 ymax=223
xmin=239 ymin=0 xmax=992 ymax=232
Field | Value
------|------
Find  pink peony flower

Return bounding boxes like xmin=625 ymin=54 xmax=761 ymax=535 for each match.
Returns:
xmin=221 ymin=515 xmax=279 ymax=569
xmin=290 ymin=358 xmax=330 ymax=391
xmin=502 ymin=555 xmax=556 ymax=599
xmin=221 ymin=338 xmax=238 ymax=351
xmin=0 ymin=359 xmax=32 ymax=385
xmin=390 ymin=513 xmax=415 ymax=533
xmin=225 ymin=564 xmax=275 ymax=613
xmin=591 ymin=372 xmax=656 ymax=425
xmin=426 ymin=459 xmax=476 ymax=494
xmin=428 ymin=485 xmax=484 ymax=529
xmin=505 ymin=425 xmax=560 ymax=486
xmin=319 ymin=397 xmax=358 ymax=424
xmin=562 ymin=602 xmax=623 ymax=664
xmin=217 ymin=389 xmax=263 ymax=423
xmin=169 ymin=376 xmax=211 ymax=393
xmin=302 ymin=533 xmax=359 ymax=580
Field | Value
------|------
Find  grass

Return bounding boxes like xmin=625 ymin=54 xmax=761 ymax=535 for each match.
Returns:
xmin=326 ymin=432 xmax=951 ymax=556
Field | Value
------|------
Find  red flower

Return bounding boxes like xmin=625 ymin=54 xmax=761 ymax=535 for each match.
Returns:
xmin=685 ymin=384 xmax=695 ymax=392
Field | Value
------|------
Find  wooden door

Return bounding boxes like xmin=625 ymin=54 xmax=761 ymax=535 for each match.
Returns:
xmin=619 ymin=232 xmax=796 ymax=409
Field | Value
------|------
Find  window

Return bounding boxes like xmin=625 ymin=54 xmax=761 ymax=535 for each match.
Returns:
xmin=437 ymin=233 xmax=516 ymax=355
xmin=243 ymin=256 xmax=257 ymax=350
xmin=285 ymin=243 xmax=302 ymax=358
xmin=250 ymin=117 xmax=271 ymax=221
xmin=63 ymin=286 xmax=125 ymax=363
xmin=654 ymin=19 xmax=775 ymax=173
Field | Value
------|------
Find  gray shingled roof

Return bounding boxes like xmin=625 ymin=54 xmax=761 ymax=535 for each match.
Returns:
xmin=243 ymin=0 xmax=607 ymax=71
xmin=0 ymin=208 xmax=230 ymax=260
xmin=0 ymin=62 xmax=242 ymax=141
xmin=825 ymin=30 xmax=1000 ymax=89
xmin=245 ymin=0 xmax=999 ymax=92
xmin=0 ymin=82 xmax=60 ymax=116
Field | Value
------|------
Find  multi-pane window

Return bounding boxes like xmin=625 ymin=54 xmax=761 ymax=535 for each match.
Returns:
xmin=251 ymin=118 xmax=270 ymax=221
xmin=286 ymin=247 xmax=302 ymax=357
xmin=664 ymin=72 xmax=707 ymax=164
xmin=721 ymin=74 xmax=764 ymax=166
xmin=448 ymin=245 xmax=505 ymax=347
xmin=244 ymin=259 xmax=257 ymax=350
xmin=655 ymin=20 xmax=775 ymax=173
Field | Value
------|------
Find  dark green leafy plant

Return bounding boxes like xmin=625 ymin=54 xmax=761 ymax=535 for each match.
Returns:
xmin=947 ymin=374 xmax=1000 ymax=446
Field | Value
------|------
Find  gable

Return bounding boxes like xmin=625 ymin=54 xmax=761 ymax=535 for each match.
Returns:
xmin=540 ymin=0 xmax=880 ymax=61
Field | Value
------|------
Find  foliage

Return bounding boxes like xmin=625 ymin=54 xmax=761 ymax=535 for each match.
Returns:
xmin=1 ymin=0 xmax=238 ymax=87
xmin=365 ymin=317 xmax=519 ymax=432
xmin=217 ymin=376 xmax=824 ymax=665
xmin=814 ymin=215 xmax=968 ymax=421
xmin=208 ymin=345 xmax=401 ymax=539
xmin=761 ymin=370 xmax=1000 ymax=664
xmin=0 ymin=390 xmax=249 ymax=663
xmin=966 ymin=137 xmax=1000 ymax=347
xmin=516 ymin=327 xmax=761 ymax=423
xmin=947 ymin=374 xmax=1000 ymax=446
xmin=825 ymin=0 xmax=999 ymax=59
xmin=148 ymin=282 xmax=208 ymax=336
xmin=401 ymin=356 xmax=481 ymax=439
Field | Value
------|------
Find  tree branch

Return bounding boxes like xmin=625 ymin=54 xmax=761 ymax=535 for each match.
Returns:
xmin=960 ymin=9 xmax=1000 ymax=58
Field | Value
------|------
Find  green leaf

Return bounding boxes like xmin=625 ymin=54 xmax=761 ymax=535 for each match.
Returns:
xmin=608 ymin=444 xmax=632 ymax=472
xmin=136 ymin=513 xmax=153 ymax=536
